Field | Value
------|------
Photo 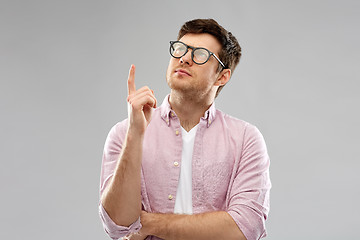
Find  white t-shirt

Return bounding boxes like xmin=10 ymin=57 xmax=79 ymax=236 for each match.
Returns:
xmin=173 ymin=125 xmax=198 ymax=214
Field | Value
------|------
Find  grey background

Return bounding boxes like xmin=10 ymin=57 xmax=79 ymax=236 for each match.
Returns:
xmin=1 ymin=0 xmax=359 ymax=239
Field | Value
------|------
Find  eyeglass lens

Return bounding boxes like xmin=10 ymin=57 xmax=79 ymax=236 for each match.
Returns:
xmin=170 ymin=42 xmax=210 ymax=64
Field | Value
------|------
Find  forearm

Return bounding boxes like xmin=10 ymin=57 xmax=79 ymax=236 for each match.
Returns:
xmin=141 ymin=211 xmax=246 ymax=240
xmin=101 ymin=128 xmax=143 ymax=227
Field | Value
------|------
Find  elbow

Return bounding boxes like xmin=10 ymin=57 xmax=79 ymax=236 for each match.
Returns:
xmin=100 ymin=195 xmax=141 ymax=227
xmin=99 ymin=203 xmax=142 ymax=239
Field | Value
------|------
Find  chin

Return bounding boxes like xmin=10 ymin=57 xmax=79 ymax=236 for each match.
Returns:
xmin=167 ymin=76 xmax=190 ymax=90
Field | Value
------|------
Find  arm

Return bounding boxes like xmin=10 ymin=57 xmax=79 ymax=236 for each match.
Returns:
xmin=100 ymin=126 xmax=144 ymax=226
xmin=100 ymin=65 xmax=157 ymax=227
xmin=226 ymin=124 xmax=271 ymax=240
xmin=139 ymin=211 xmax=246 ymax=240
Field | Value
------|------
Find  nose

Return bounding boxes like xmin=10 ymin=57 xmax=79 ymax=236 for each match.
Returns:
xmin=179 ymin=49 xmax=193 ymax=66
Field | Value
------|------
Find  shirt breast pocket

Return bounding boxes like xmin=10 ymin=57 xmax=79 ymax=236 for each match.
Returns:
xmin=201 ymin=159 xmax=233 ymax=209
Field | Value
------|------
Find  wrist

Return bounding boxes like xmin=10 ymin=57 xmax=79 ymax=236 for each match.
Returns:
xmin=126 ymin=125 xmax=145 ymax=142
xmin=141 ymin=212 xmax=164 ymax=237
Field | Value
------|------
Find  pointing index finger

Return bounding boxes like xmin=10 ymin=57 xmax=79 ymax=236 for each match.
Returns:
xmin=127 ymin=64 xmax=136 ymax=95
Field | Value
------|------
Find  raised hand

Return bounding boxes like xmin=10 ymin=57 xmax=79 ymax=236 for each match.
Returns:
xmin=127 ymin=65 xmax=157 ymax=135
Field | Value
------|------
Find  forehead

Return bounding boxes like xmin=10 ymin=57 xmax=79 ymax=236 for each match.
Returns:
xmin=178 ymin=33 xmax=221 ymax=54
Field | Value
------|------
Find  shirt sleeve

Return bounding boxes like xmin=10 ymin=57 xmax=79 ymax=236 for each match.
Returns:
xmin=99 ymin=203 xmax=142 ymax=240
xmin=98 ymin=120 xmax=142 ymax=239
xmin=227 ymin=123 xmax=271 ymax=240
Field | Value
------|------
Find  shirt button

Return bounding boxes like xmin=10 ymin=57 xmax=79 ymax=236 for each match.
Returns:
xmin=168 ymin=194 xmax=173 ymax=200
xmin=174 ymin=161 xmax=179 ymax=167
xmin=175 ymin=130 xmax=179 ymax=135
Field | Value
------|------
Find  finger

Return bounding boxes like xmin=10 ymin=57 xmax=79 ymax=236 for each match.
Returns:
xmin=129 ymin=91 xmax=157 ymax=109
xmin=151 ymin=89 xmax=157 ymax=108
xmin=128 ymin=87 xmax=157 ymax=107
xmin=128 ymin=91 xmax=157 ymax=109
xmin=135 ymin=86 xmax=152 ymax=94
xmin=127 ymin=86 xmax=150 ymax=102
xmin=127 ymin=64 xmax=136 ymax=95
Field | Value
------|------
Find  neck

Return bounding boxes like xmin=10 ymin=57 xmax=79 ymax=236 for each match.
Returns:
xmin=169 ymin=90 xmax=215 ymax=131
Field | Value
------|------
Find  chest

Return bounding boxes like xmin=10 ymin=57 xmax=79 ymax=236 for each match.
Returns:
xmin=141 ymin=122 xmax=241 ymax=213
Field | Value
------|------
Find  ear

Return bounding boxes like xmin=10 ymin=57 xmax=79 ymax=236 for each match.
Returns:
xmin=214 ymin=69 xmax=231 ymax=86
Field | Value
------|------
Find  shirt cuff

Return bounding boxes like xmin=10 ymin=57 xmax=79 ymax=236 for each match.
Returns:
xmin=99 ymin=203 xmax=142 ymax=239
xmin=228 ymin=208 xmax=266 ymax=240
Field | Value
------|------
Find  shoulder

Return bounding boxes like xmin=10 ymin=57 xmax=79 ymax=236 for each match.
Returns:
xmin=215 ymin=109 xmax=250 ymax=131
xmin=105 ymin=119 xmax=129 ymax=145
xmin=110 ymin=118 xmax=128 ymax=134
xmin=214 ymin=109 xmax=265 ymax=143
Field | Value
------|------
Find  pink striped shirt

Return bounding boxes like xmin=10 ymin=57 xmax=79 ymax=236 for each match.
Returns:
xmin=99 ymin=95 xmax=271 ymax=240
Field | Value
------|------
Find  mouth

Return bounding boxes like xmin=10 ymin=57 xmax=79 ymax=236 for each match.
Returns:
xmin=175 ymin=68 xmax=191 ymax=77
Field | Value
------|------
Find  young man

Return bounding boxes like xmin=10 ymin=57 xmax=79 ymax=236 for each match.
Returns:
xmin=99 ymin=19 xmax=271 ymax=240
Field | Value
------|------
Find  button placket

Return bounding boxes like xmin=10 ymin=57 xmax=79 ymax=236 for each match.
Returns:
xmin=167 ymin=113 xmax=181 ymax=206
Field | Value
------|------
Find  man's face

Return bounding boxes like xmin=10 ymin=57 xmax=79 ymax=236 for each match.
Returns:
xmin=166 ymin=33 xmax=223 ymax=98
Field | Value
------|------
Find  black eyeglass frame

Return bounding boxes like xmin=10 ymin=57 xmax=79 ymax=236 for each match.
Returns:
xmin=169 ymin=41 xmax=226 ymax=68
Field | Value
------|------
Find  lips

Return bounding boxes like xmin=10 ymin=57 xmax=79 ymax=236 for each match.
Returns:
xmin=175 ymin=68 xmax=191 ymax=77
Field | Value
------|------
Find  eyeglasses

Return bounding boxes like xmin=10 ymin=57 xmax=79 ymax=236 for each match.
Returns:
xmin=169 ymin=41 xmax=226 ymax=68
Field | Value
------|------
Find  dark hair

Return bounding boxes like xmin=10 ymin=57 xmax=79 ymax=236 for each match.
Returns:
xmin=177 ymin=19 xmax=242 ymax=97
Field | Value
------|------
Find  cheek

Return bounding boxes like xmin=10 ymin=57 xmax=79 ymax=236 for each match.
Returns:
xmin=166 ymin=60 xmax=174 ymax=76
xmin=201 ymin=69 xmax=218 ymax=87
xmin=169 ymin=57 xmax=178 ymax=66
xmin=201 ymin=68 xmax=215 ymax=80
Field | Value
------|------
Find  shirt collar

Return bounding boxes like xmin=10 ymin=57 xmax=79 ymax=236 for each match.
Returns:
xmin=160 ymin=94 xmax=216 ymax=127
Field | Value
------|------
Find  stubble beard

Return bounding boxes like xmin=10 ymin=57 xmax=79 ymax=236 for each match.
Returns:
xmin=168 ymin=77 xmax=216 ymax=105
xmin=167 ymin=74 xmax=197 ymax=99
